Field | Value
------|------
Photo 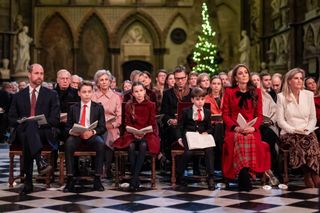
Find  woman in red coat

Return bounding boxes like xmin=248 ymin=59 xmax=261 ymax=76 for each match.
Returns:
xmin=222 ymin=64 xmax=270 ymax=191
xmin=113 ymin=82 xmax=160 ymax=190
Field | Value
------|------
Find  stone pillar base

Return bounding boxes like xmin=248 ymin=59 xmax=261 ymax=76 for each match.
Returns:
xmin=12 ymin=71 xmax=28 ymax=82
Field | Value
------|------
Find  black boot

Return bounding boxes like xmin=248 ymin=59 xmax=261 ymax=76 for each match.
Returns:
xmin=63 ymin=176 xmax=75 ymax=193
xmin=207 ymin=176 xmax=215 ymax=191
xmin=36 ymin=156 xmax=52 ymax=175
xmin=20 ymin=176 xmax=33 ymax=196
xmin=238 ymin=168 xmax=252 ymax=192
xmin=93 ymin=176 xmax=104 ymax=191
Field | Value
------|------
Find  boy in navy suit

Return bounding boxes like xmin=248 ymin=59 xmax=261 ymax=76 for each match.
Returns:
xmin=176 ymin=87 xmax=215 ymax=190
xmin=63 ymin=81 xmax=106 ymax=192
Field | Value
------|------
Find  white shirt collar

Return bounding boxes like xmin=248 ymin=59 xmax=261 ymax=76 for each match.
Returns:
xmin=29 ymin=85 xmax=41 ymax=94
xmin=81 ymin=100 xmax=91 ymax=109
xmin=192 ymin=104 xmax=203 ymax=112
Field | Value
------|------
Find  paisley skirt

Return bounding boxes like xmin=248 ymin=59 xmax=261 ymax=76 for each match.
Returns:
xmin=280 ymin=133 xmax=320 ymax=174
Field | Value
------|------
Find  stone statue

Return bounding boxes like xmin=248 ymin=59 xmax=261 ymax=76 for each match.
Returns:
xmin=14 ymin=14 xmax=24 ymax=32
xmin=239 ymin=30 xmax=250 ymax=66
xmin=0 ymin=58 xmax=10 ymax=79
xmin=260 ymin=62 xmax=268 ymax=72
xmin=307 ymin=0 xmax=318 ymax=11
xmin=15 ymin=26 xmax=33 ymax=72
xmin=271 ymin=0 xmax=280 ymax=14
xmin=126 ymin=25 xmax=146 ymax=43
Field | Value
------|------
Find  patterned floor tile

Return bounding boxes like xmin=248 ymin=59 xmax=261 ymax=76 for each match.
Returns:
xmin=226 ymin=201 xmax=280 ymax=211
xmin=106 ymin=203 xmax=157 ymax=212
xmin=220 ymin=192 xmax=267 ymax=201
xmin=288 ymin=200 xmax=319 ymax=210
xmin=77 ymin=198 xmax=129 ymax=207
xmin=108 ymin=194 xmax=157 ymax=202
xmin=135 ymin=197 xmax=187 ymax=207
xmin=16 ymin=198 xmax=70 ymax=208
xmin=166 ymin=202 xmax=219 ymax=211
xmin=44 ymin=203 xmax=94 ymax=212
xmin=0 ymin=203 xmax=33 ymax=212
xmin=0 ymin=148 xmax=319 ymax=213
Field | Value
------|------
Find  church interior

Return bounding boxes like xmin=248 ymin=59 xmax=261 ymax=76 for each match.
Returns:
xmin=0 ymin=0 xmax=319 ymax=81
xmin=0 ymin=0 xmax=319 ymax=213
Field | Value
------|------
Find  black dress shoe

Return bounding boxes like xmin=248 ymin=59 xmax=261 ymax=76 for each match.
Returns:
xmin=193 ymin=169 xmax=201 ymax=176
xmin=20 ymin=184 xmax=33 ymax=196
xmin=207 ymin=177 xmax=215 ymax=191
xmin=129 ymin=178 xmax=140 ymax=192
xmin=176 ymin=175 xmax=188 ymax=186
xmin=63 ymin=177 xmax=75 ymax=193
xmin=93 ymin=177 xmax=104 ymax=191
xmin=37 ymin=156 xmax=52 ymax=175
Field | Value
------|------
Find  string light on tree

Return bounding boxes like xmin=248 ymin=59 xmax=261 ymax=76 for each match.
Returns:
xmin=193 ymin=2 xmax=219 ymax=74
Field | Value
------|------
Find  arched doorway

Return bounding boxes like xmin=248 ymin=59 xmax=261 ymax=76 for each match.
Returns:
xmin=122 ymin=60 xmax=153 ymax=81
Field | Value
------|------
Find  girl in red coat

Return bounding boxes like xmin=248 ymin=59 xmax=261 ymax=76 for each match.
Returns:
xmin=113 ymin=82 xmax=160 ymax=190
xmin=222 ymin=64 xmax=270 ymax=191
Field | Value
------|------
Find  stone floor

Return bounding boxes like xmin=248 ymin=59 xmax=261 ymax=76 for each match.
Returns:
xmin=0 ymin=144 xmax=319 ymax=213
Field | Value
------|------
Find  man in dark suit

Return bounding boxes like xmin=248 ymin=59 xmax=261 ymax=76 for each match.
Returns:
xmin=54 ymin=69 xmax=80 ymax=140
xmin=160 ymin=66 xmax=192 ymax=165
xmin=176 ymin=88 xmax=215 ymax=190
xmin=63 ymin=81 xmax=106 ymax=192
xmin=8 ymin=64 xmax=60 ymax=195
xmin=0 ymin=88 xmax=11 ymax=143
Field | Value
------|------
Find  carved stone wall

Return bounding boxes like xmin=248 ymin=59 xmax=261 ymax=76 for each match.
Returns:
xmin=33 ymin=4 xmax=202 ymax=81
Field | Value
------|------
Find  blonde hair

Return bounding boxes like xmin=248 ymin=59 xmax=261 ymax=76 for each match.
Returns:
xmin=282 ymin=68 xmax=305 ymax=101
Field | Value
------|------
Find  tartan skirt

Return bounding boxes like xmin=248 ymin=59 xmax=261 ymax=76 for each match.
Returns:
xmin=233 ymin=133 xmax=257 ymax=176
xmin=280 ymin=132 xmax=320 ymax=175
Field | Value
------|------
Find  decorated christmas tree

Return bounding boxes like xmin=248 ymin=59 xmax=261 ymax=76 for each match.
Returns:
xmin=193 ymin=2 xmax=219 ymax=74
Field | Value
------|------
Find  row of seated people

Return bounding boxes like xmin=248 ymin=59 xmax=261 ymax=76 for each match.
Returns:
xmin=8 ymin=63 xmax=320 ymax=196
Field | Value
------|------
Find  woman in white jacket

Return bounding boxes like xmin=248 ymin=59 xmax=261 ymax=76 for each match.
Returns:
xmin=277 ymin=68 xmax=320 ymax=187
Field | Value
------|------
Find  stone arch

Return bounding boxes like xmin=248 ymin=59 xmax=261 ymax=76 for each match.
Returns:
xmin=305 ymin=25 xmax=316 ymax=46
xmin=216 ymin=2 xmax=239 ymax=68
xmin=77 ymin=13 xmax=110 ymax=79
xmin=39 ymin=13 xmax=74 ymax=80
xmin=317 ymin=27 xmax=320 ymax=47
xmin=304 ymin=24 xmax=316 ymax=55
xmin=163 ymin=13 xmax=189 ymax=70
xmin=37 ymin=12 xmax=75 ymax=48
xmin=163 ymin=12 xmax=188 ymax=40
xmin=76 ymin=9 xmax=111 ymax=47
xmin=270 ymin=37 xmax=277 ymax=53
xmin=113 ymin=11 xmax=162 ymax=48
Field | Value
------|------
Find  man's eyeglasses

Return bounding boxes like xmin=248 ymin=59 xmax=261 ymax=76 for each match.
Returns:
xmin=175 ymin=76 xmax=186 ymax=81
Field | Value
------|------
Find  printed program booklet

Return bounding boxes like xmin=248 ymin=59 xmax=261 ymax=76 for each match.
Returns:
xmin=186 ymin=132 xmax=216 ymax=150
xmin=237 ymin=113 xmax=257 ymax=129
xmin=126 ymin=125 xmax=153 ymax=135
xmin=17 ymin=114 xmax=47 ymax=125
xmin=70 ymin=120 xmax=98 ymax=134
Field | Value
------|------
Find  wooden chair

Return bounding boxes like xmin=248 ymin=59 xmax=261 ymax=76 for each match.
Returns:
xmin=114 ymin=101 xmax=157 ymax=189
xmin=58 ymin=143 xmax=96 ymax=185
xmin=279 ymin=147 xmax=289 ymax=184
xmin=114 ymin=149 xmax=157 ymax=189
xmin=171 ymin=102 xmax=211 ymax=187
xmin=8 ymin=144 xmax=54 ymax=188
